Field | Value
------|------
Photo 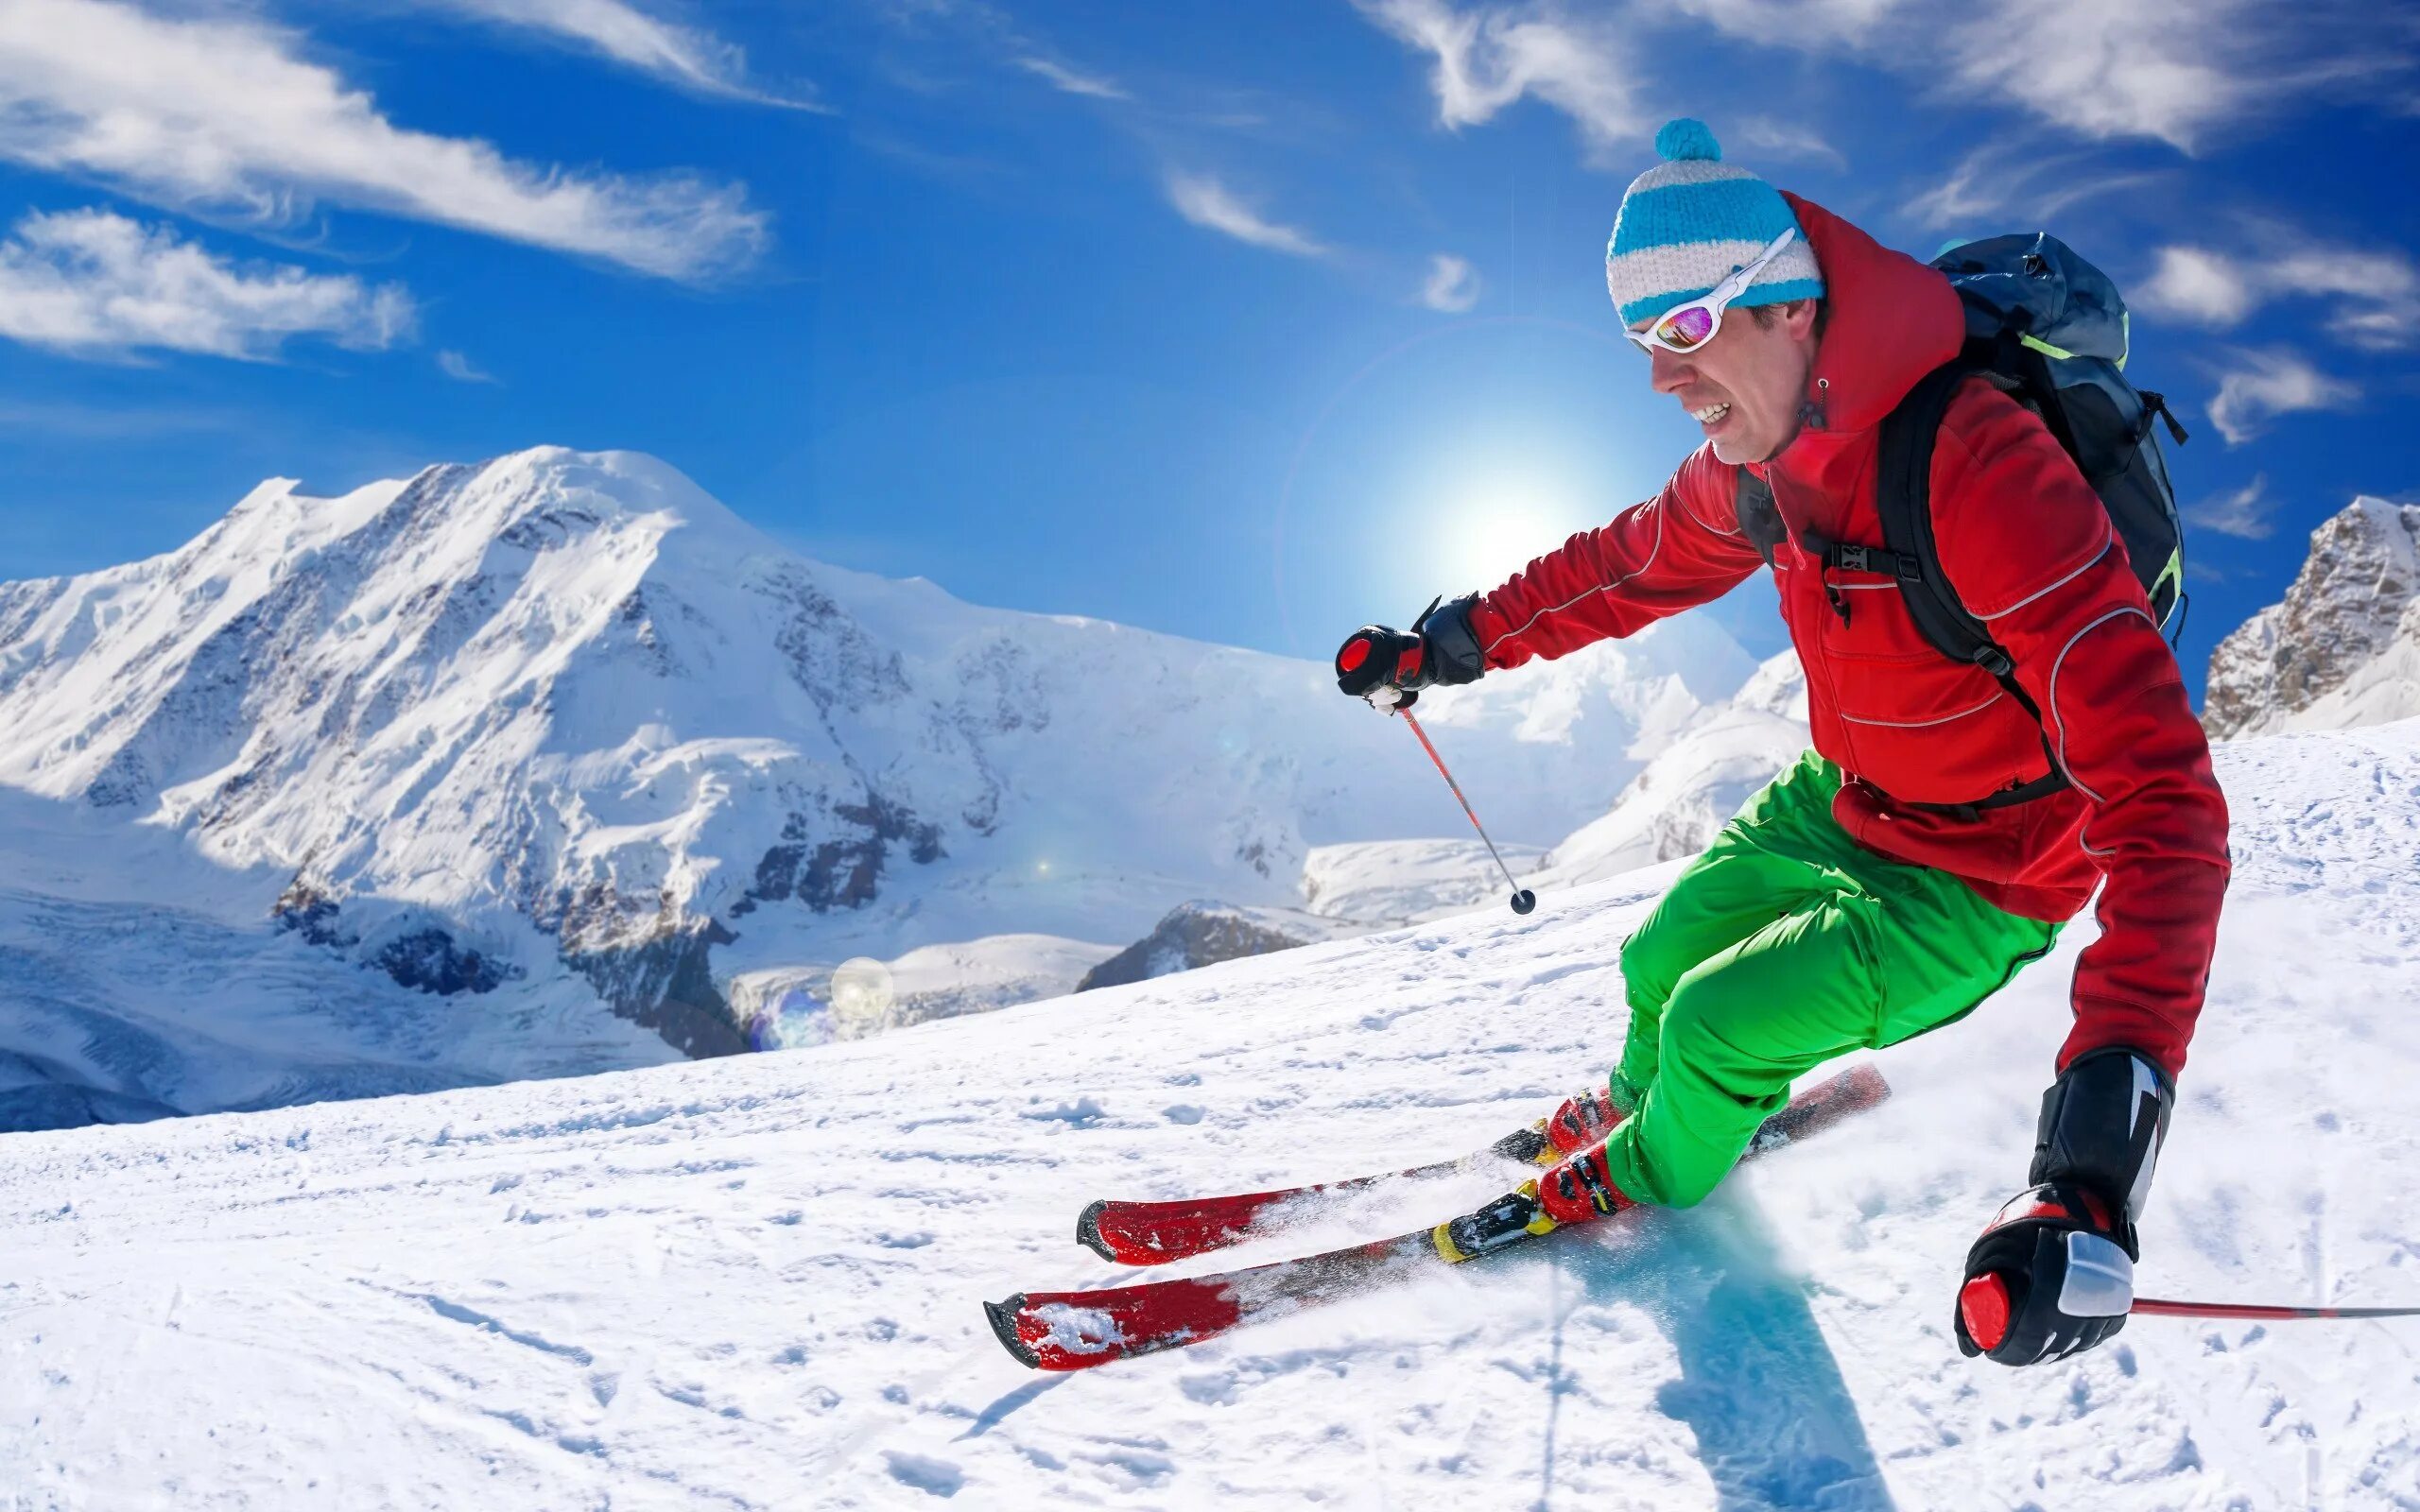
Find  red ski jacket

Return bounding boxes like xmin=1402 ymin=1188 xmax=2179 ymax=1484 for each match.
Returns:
xmin=1466 ymin=196 xmax=2230 ymax=1079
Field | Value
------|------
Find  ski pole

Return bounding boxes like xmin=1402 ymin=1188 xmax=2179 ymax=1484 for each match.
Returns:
xmin=2132 ymin=1297 xmax=2420 ymax=1322
xmin=1968 ymin=1273 xmax=2420 ymax=1347
xmin=1396 ymin=706 xmax=1536 ymax=916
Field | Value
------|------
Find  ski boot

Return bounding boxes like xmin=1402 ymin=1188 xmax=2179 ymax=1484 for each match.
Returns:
xmin=1487 ymin=1082 xmax=1631 ymax=1168
xmin=1432 ymin=1135 xmax=1637 ymax=1263
xmin=1539 ymin=1083 xmax=1628 ymax=1159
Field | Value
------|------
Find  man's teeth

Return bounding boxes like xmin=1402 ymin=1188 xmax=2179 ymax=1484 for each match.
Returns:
xmin=1690 ymin=403 xmax=1731 ymax=423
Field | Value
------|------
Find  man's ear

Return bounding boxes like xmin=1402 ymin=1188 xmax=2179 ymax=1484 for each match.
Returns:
xmin=1780 ymin=298 xmax=1821 ymax=344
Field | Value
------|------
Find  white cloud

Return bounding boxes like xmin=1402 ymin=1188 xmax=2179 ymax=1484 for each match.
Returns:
xmin=2140 ymin=247 xmax=2257 ymax=325
xmin=1730 ymin=115 xmax=1846 ymax=169
xmin=410 ymin=0 xmax=797 ymax=103
xmin=1014 ymin=56 xmax=1129 ymax=101
xmin=0 ymin=207 xmax=412 ymax=360
xmin=1901 ymin=141 xmax=2162 ymax=230
xmin=2140 ymin=239 xmax=2420 ymax=351
xmin=1944 ymin=0 xmax=2266 ymax=152
xmin=1353 ymin=0 xmax=2403 ymax=161
xmin=1666 ymin=0 xmax=1906 ymax=48
xmin=1350 ymin=0 xmax=1647 ymax=162
xmin=1421 ymin=253 xmax=1480 ymax=312
xmin=437 ymin=348 xmax=498 ymax=383
xmin=2184 ymin=473 xmax=2276 ymax=539
xmin=0 ymin=0 xmax=768 ymax=282
xmin=2204 ymin=348 xmax=2359 ymax=446
xmin=1165 ymin=173 xmax=1327 ymax=258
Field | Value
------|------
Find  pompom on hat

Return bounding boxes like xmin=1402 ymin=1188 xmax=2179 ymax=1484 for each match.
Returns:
xmin=1604 ymin=119 xmax=1824 ymax=329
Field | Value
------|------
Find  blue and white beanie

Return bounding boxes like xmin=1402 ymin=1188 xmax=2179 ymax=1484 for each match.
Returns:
xmin=1604 ymin=119 xmax=1824 ymax=329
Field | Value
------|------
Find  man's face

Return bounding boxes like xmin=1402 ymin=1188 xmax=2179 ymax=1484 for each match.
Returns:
xmin=1640 ymin=300 xmax=1820 ymax=465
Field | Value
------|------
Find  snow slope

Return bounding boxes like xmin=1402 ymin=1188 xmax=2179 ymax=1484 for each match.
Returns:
xmin=0 ymin=447 xmax=1754 ymax=1122
xmin=4 ymin=717 xmax=2417 ymax=1509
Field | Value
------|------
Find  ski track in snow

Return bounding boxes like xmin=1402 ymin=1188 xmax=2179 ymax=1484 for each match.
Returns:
xmin=4 ymin=726 xmax=2420 ymax=1509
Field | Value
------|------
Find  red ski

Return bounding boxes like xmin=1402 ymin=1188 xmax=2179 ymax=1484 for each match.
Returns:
xmin=1075 ymin=1121 xmax=1557 ymax=1266
xmin=989 ymin=1063 xmax=1891 ymax=1371
xmin=1078 ymin=1060 xmax=1891 ymax=1266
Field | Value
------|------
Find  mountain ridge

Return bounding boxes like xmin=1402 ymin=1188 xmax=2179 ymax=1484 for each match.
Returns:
xmin=0 ymin=446 xmax=1757 ymax=1124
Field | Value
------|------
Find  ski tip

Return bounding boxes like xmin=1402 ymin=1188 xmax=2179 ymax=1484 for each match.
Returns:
xmin=984 ymin=1294 xmax=1044 ymax=1369
xmin=1075 ymin=1200 xmax=1117 ymax=1263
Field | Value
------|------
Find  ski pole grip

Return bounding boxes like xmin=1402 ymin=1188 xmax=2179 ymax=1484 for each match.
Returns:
xmin=1960 ymin=1271 xmax=2013 ymax=1351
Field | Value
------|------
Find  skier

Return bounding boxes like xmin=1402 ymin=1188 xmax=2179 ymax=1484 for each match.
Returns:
xmin=1335 ymin=120 xmax=2230 ymax=1367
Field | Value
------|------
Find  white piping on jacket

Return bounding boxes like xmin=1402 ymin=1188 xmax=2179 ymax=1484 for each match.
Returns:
xmin=1840 ymin=691 xmax=2005 ymax=729
xmin=2047 ymin=605 xmax=2152 ymax=810
xmin=1977 ymin=537 xmax=2112 ymax=621
xmin=1483 ymin=499 xmax=1666 ymax=655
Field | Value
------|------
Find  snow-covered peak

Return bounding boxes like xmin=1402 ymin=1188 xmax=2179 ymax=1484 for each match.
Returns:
xmin=2204 ymin=493 xmax=2420 ymax=739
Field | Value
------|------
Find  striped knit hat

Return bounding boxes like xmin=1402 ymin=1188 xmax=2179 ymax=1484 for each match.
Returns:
xmin=1604 ymin=119 xmax=1824 ymax=329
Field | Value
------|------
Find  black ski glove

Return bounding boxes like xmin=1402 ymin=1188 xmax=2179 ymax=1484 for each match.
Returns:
xmin=1335 ymin=595 xmax=1485 ymax=708
xmin=1956 ymin=1048 xmax=2173 ymax=1366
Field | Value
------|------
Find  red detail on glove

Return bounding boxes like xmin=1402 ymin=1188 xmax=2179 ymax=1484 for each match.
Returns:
xmin=1338 ymin=637 xmax=1370 ymax=674
xmin=2017 ymin=1199 xmax=2071 ymax=1226
xmin=1961 ymin=1272 xmax=2013 ymax=1351
xmin=1394 ymin=644 xmax=1425 ymax=682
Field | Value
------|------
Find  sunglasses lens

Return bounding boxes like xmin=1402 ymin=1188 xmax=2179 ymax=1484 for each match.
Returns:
xmin=1657 ymin=305 xmax=1716 ymax=351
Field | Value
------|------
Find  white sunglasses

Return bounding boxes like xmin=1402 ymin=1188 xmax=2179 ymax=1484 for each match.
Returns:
xmin=1621 ymin=228 xmax=1799 ymax=355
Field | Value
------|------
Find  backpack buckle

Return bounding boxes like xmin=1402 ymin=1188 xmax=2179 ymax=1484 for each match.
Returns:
xmin=1827 ymin=541 xmax=1923 ymax=582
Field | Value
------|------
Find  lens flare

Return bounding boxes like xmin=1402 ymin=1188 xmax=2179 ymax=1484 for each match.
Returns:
xmin=827 ymin=957 xmax=896 ymax=1036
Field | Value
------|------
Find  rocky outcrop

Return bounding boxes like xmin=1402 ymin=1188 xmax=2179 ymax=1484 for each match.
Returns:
xmin=1077 ymin=902 xmax=1345 ymax=992
xmin=2205 ymin=497 xmax=2420 ymax=740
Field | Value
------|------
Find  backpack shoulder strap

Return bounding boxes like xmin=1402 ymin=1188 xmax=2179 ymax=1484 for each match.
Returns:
xmin=1733 ymin=468 xmax=1785 ymax=568
xmin=1876 ymin=359 xmax=2001 ymax=673
xmin=1873 ymin=356 xmax=2072 ymax=816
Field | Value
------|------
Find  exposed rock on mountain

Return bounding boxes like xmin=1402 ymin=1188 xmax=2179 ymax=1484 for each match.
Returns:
xmin=2205 ymin=496 xmax=2420 ymax=739
xmin=1076 ymin=902 xmax=1349 ymax=991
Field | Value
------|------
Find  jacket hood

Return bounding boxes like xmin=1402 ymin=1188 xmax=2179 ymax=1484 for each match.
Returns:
xmin=1780 ymin=193 xmax=1964 ymax=438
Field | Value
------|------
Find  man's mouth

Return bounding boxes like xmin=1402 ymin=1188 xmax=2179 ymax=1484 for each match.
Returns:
xmin=1689 ymin=402 xmax=1732 ymax=427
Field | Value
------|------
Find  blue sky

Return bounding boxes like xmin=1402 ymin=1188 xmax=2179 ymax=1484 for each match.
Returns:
xmin=1 ymin=0 xmax=2414 ymax=697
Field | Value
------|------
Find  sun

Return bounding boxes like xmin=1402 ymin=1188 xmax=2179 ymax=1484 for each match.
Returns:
xmin=1426 ymin=471 xmax=1596 ymax=596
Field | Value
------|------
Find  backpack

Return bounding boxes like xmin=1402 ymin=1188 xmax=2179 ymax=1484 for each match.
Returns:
xmin=1740 ymin=232 xmax=2193 ymax=817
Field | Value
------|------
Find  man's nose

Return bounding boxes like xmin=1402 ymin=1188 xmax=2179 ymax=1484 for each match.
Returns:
xmin=1649 ymin=347 xmax=1693 ymax=394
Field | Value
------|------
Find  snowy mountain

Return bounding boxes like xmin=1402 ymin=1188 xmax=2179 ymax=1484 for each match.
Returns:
xmin=2204 ymin=494 xmax=2420 ymax=738
xmin=1534 ymin=650 xmax=1809 ymax=889
xmin=3 ymin=712 xmax=2415 ymax=1509
xmin=0 ymin=447 xmax=1755 ymax=1125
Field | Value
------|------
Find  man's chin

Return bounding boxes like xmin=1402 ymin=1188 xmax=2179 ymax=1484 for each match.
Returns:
xmin=1710 ymin=421 xmax=1798 ymax=467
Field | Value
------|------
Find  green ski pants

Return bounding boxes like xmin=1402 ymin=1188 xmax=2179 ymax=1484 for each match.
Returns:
xmin=1596 ymin=751 xmax=2061 ymax=1209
